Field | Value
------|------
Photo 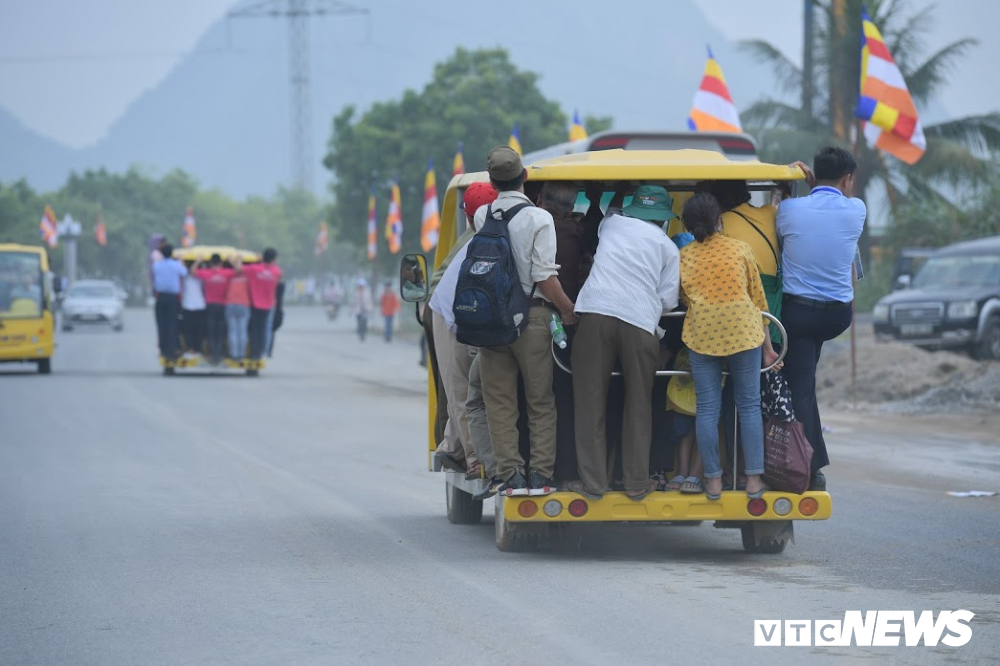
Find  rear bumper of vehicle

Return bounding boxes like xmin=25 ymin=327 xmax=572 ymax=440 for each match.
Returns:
xmin=873 ymin=322 xmax=976 ymax=349
xmin=65 ymin=313 xmax=118 ymax=324
xmin=0 ymin=340 xmax=54 ymax=362
xmin=501 ymin=490 xmax=831 ymax=523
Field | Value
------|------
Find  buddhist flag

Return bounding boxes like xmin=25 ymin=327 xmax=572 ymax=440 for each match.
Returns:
xmin=508 ymin=122 xmax=522 ymax=156
xmin=421 ymin=160 xmax=440 ymax=252
xmin=181 ymin=206 xmax=196 ymax=247
xmin=687 ymin=46 xmax=742 ymax=133
xmin=95 ymin=210 xmax=107 ymax=246
xmin=452 ymin=142 xmax=465 ymax=177
xmin=315 ymin=220 xmax=329 ymax=255
xmin=569 ymin=109 xmax=588 ymax=141
xmin=39 ymin=204 xmax=58 ymax=248
xmin=855 ymin=6 xmax=926 ymax=164
xmin=366 ymin=190 xmax=377 ymax=260
xmin=385 ymin=182 xmax=402 ymax=255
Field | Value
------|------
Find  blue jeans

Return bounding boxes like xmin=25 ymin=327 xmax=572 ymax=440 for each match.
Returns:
xmin=689 ymin=346 xmax=764 ymax=478
xmin=225 ymin=304 xmax=250 ymax=359
xmin=263 ymin=307 xmax=275 ymax=357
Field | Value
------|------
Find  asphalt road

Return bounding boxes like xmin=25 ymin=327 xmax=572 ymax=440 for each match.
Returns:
xmin=2 ymin=307 xmax=998 ymax=665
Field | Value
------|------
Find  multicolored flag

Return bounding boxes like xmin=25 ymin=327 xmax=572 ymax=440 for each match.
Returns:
xmin=508 ymin=122 xmax=522 ymax=156
xmin=569 ymin=110 xmax=588 ymax=141
xmin=421 ymin=160 xmax=440 ymax=252
xmin=366 ymin=190 xmax=377 ymax=260
xmin=181 ymin=206 xmax=196 ymax=247
xmin=39 ymin=204 xmax=58 ymax=248
xmin=452 ymin=142 xmax=465 ymax=177
xmin=314 ymin=220 xmax=328 ymax=255
xmin=855 ymin=6 xmax=926 ymax=164
xmin=385 ymin=181 xmax=403 ymax=254
xmin=687 ymin=46 xmax=742 ymax=133
xmin=95 ymin=209 xmax=107 ymax=246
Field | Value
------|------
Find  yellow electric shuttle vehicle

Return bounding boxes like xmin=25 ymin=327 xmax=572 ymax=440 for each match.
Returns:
xmin=400 ymin=149 xmax=832 ymax=554
xmin=159 ymin=245 xmax=265 ymax=377
xmin=0 ymin=244 xmax=56 ymax=374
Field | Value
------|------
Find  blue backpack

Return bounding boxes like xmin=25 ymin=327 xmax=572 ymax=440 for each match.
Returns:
xmin=453 ymin=202 xmax=535 ymax=347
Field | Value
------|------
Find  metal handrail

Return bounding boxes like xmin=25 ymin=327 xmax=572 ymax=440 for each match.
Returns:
xmin=551 ymin=311 xmax=787 ymax=376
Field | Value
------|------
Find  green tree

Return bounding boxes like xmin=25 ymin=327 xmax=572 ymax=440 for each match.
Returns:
xmin=322 ymin=47 xmax=574 ymax=271
xmin=740 ymin=0 xmax=1000 ymax=253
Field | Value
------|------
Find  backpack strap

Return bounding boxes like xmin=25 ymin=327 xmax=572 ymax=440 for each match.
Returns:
xmin=730 ymin=210 xmax=779 ymax=272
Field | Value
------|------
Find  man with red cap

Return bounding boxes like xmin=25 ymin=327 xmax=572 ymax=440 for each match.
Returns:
xmin=425 ymin=182 xmax=499 ymax=479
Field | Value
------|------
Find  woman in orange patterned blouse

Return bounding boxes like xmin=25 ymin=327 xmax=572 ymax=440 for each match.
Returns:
xmin=679 ymin=193 xmax=780 ymax=500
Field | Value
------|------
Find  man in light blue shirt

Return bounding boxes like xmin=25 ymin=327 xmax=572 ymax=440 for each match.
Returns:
xmin=776 ymin=147 xmax=867 ymax=490
xmin=152 ymin=243 xmax=187 ymax=360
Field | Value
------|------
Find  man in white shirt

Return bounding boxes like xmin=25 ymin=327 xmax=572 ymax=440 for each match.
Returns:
xmin=474 ymin=146 xmax=577 ymax=496
xmin=568 ymin=185 xmax=680 ymax=501
xmin=427 ymin=183 xmax=498 ymax=480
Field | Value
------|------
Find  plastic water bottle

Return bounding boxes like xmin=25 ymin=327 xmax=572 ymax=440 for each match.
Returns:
xmin=549 ymin=314 xmax=568 ymax=349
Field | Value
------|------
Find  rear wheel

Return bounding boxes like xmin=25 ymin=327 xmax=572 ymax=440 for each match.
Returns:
xmin=446 ymin=482 xmax=483 ymax=525
xmin=975 ymin=316 xmax=1000 ymax=360
xmin=163 ymin=365 xmax=175 ymax=376
xmin=246 ymin=368 xmax=259 ymax=377
xmin=494 ymin=497 xmax=538 ymax=552
xmin=62 ymin=324 xmax=72 ymax=332
xmin=113 ymin=320 xmax=124 ymax=332
xmin=37 ymin=358 xmax=51 ymax=374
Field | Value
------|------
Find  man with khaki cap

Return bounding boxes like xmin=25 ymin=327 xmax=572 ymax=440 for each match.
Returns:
xmin=473 ymin=145 xmax=577 ymax=498
xmin=568 ymin=185 xmax=680 ymax=501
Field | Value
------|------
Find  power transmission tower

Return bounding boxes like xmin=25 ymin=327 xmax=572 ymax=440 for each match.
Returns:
xmin=228 ymin=0 xmax=369 ymax=191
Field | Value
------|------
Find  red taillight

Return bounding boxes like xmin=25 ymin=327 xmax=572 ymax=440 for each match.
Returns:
xmin=568 ymin=499 xmax=588 ymax=517
xmin=517 ymin=500 xmax=538 ymax=518
xmin=590 ymin=136 xmax=629 ymax=150
xmin=718 ymin=138 xmax=756 ymax=153
xmin=799 ymin=497 xmax=819 ymax=516
xmin=747 ymin=498 xmax=768 ymax=516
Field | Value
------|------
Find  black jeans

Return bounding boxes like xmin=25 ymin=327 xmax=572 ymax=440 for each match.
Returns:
xmin=248 ymin=307 xmax=269 ymax=359
xmin=181 ymin=308 xmax=206 ymax=354
xmin=781 ymin=297 xmax=853 ymax=471
xmin=205 ymin=304 xmax=227 ymax=360
xmin=155 ymin=293 xmax=181 ymax=359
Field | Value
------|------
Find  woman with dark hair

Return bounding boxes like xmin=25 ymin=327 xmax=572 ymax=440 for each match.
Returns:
xmin=678 ymin=193 xmax=780 ymax=500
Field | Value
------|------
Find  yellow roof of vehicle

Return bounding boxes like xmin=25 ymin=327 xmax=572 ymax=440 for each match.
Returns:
xmin=449 ymin=149 xmax=806 ymax=187
xmin=173 ymin=245 xmax=260 ymax=263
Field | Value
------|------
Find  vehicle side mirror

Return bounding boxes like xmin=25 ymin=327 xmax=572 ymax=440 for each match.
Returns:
xmin=894 ymin=274 xmax=911 ymax=290
xmin=399 ymin=254 xmax=428 ymax=302
xmin=51 ymin=275 xmax=63 ymax=293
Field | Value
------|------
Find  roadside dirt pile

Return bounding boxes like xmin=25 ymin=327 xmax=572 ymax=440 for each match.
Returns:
xmin=816 ymin=326 xmax=999 ymax=414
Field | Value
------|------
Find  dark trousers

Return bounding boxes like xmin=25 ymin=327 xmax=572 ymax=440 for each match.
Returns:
xmin=155 ymin=293 xmax=181 ymax=359
xmin=781 ymin=297 xmax=853 ymax=471
xmin=181 ymin=308 xmax=206 ymax=354
xmin=248 ymin=307 xmax=269 ymax=360
xmin=205 ymin=304 xmax=227 ymax=361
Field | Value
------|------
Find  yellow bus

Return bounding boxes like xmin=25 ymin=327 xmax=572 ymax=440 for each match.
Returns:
xmin=400 ymin=149 xmax=830 ymax=554
xmin=0 ymin=243 xmax=56 ymax=374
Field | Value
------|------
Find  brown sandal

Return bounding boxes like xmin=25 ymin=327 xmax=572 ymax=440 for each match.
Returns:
xmin=625 ymin=480 xmax=658 ymax=502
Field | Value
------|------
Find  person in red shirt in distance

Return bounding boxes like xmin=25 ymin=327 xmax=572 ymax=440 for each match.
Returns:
xmin=242 ymin=248 xmax=282 ymax=361
xmin=380 ymin=280 xmax=401 ymax=343
xmin=193 ymin=253 xmax=235 ymax=364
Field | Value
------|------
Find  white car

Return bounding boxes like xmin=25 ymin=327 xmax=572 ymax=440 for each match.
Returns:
xmin=61 ymin=280 xmax=126 ymax=332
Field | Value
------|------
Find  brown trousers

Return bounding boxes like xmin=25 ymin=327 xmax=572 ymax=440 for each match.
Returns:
xmin=572 ymin=312 xmax=660 ymax=492
xmin=479 ymin=306 xmax=556 ymax=480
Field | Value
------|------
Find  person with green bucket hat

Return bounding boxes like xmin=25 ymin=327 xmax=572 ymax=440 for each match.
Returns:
xmin=566 ymin=184 xmax=681 ymax=502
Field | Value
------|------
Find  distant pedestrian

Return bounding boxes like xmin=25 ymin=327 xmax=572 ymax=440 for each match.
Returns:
xmin=151 ymin=243 xmax=187 ymax=360
xmin=380 ymin=281 xmax=400 ymax=343
xmin=353 ymin=278 xmax=373 ymax=342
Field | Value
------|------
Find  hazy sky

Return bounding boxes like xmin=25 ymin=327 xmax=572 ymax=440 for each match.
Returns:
xmin=0 ymin=0 xmax=997 ymax=148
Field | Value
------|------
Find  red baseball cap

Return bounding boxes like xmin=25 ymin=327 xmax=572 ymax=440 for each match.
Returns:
xmin=462 ymin=182 xmax=498 ymax=219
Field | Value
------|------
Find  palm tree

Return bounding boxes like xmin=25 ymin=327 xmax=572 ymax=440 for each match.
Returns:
xmin=741 ymin=0 xmax=1000 ymax=252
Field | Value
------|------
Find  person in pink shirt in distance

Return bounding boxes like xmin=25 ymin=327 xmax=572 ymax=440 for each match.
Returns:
xmin=225 ymin=256 xmax=252 ymax=361
xmin=242 ymin=248 xmax=282 ymax=361
xmin=193 ymin=253 xmax=235 ymax=364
